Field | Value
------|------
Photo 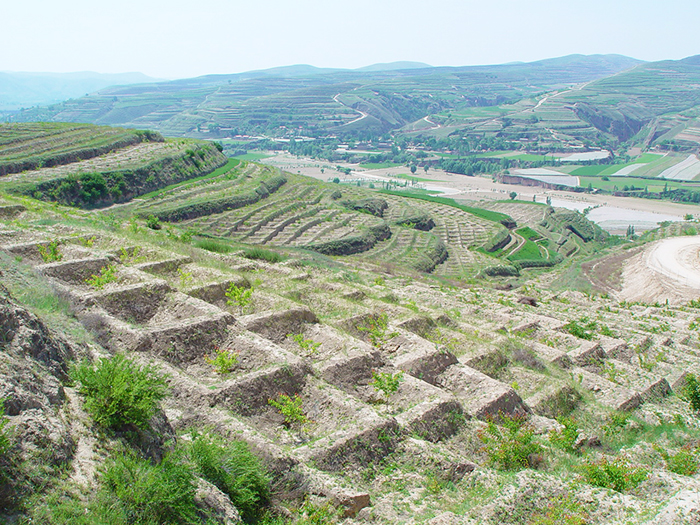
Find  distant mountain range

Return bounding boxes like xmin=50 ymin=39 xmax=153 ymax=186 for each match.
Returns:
xmin=6 ymin=54 xmax=650 ymax=144
xmin=0 ymin=71 xmax=164 ymax=110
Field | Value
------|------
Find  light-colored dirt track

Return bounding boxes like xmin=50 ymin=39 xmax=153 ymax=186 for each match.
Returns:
xmin=619 ymin=236 xmax=700 ymax=304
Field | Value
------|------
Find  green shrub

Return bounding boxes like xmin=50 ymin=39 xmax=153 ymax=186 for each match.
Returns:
xmin=526 ymin=493 xmax=589 ymax=525
xmin=85 ymin=264 xmax=118 ymax=289
xmin=478 ymin=413 xmax=543 ymax=471
xmin=371 ymin=370 xmax=404 ymax=399
xmin=38 ymin=240 xmax=63 ymax=263
xmin=356 ymin=313 xmax=397 ymax=349
xmin=655 ymin=444 xmax=700 ymax=476
xmin=101 ymin=451 xmax=199 ymax=524
xmin=268 ymin=393 xmax=309 ymax=427
xmin=225 ymin=282 xmax=253 ymax=311
xmin=682 ymin=373 xmax=700 ymax=412
xmin=242 ymin=247 xmax=285 ymax=263
xmin=290 ymin=333 xmax=321 ymax=355
xmin=204 ymin=346 xmax=238 ymax=374
xmin=548 ymin=416 xmax=579 ymax=454
xmin=182 ymin=432 xmax=271 ymax=523
xmin=561 ymin=317 xmax=597 ymax=340
xmin=578 ymin=456 xmax=648 ymax=492
xmin=194 ymin=238 xmax=234 ymax=253
xmin=0 ymin=402 xmax=10 ymax=458
xmin=71 ymin=354 xmax=168 ymax=430
xmin=146 ymin=214 xmax=161 ymax=230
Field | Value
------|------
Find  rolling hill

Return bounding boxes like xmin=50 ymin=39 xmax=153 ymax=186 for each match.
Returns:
xmin=6 ymin=55 xmax=642 ymax=139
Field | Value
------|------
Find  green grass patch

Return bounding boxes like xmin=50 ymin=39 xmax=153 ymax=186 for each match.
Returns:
xmin=140 ymin=158 xmax=240 ymax=199
xmin=241 ymin=246 xmax=286 ymax=263
xmin=379 ymin=189 xmax=514 ymax=225
xmin=233 ymin=152 xmax=272 ymax=161
xmin=508 ymin=240 xmax=545 ymax=261
xmin=193 ymin=238 xmax=235 ymax=254
xmin=515 ymin=227 xmax=541 ymax=241
xmin=358 ymin=161 xmax=402 ymax=169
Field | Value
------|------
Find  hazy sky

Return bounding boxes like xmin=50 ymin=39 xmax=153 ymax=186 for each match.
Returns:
xmin=2 ymin=0 xmax=699 ymax=79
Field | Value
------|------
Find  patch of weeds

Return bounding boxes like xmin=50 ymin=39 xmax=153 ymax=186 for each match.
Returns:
xmin=77 ymin=235 xmax=96 ymax=248
xmin=526 ymin=493 xmax=590 ymax=525
xmin=194 ymin=238 xmax=234 ymax=254
xmin=128 ymin=215 xmax=141 ymax=233
xmin=293 ymin=499 xmax=340 ymax=525
xmin=177 ymin=267 xmax=194 ymax=288
xmin=242 ymin=247 xmax=285 ymax=263
xmin=373 ymin=276 xmax=385 ymax=286
xmin=599 ymin=324 xmax=616 ymax=337
xmin=225 ymin=282 xmax=253 ymax=312
xmin=548 ymin=417 xmax=579 ymax=454
xmin=100 ymin=450 xmax=198 ymax=524
xmin=681 ymin=372 xmax=700 ymax=412
xmin=356 ymin=313 xmax=397 ymax=349
xmin=204 ymin=346 xmax=239 ymax=374
xmin=146 ymin=214 xmax=161 ymax=230
xmin=0 ymin=401 xmax=11 ymax=458
xmin=578 ymin=456 xmax=648 ymax=492
xmin=180 ymin=431 xmax=271 ymax=523
xmin=371 ymin=370 xmax=404 ymax=399
xmin=602 ymin=411 xmax=631 ymax=438
xmin=289 ymin=333 xmax=321 ymax=356
xmin=561 ymin=317 xmax=597 ymax=340
xmin=38 ymin=239 xmax=62 ymax=263
xmin=118 ymin=246 xmax=145 ymax=265
xmin=478 ymin=412 xmax=543 ymax=471
xmin=71 ymin=353 xmax=168 ymax=430
xmin=85 ymin=264 xmax=118 ymax=289
xmin=601 ymin=361 xmax=622 ymax=383
xmin=654 ymin=443 xmax=699 ymax=476
xmin=268 ymin=393 xmax=309 ymax=428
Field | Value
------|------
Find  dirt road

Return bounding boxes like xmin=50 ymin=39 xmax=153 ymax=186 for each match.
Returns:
xmin=619 ymin=236 xmax=700 ymax=304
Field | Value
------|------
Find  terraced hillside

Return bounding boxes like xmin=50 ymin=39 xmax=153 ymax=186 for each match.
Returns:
xmin=426 ymin=56 xmax=700 ymax=151
xmin=0 ymin=123 xmax=228 ymax=207
xmin=114 ymin=161 xmax=510 ymax=276
xmin=2 ymin=196 xmax=700 ymax=524
xmin=7 ymin=55 xmax=641 ymax=138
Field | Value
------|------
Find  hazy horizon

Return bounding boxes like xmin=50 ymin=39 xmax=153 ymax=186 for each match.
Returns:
xmin=2 ymin=0 xmax=699 ymax=80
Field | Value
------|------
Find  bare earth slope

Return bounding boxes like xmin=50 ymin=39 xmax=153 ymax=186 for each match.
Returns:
xmin=620 ymin=236 xmax=700 ymax=304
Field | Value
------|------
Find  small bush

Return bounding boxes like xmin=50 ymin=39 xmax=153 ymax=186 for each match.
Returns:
xmin=548 ymin=416 xmax=579 ymax=454
xmin=38 ymin=240 xmax=63 ymax=263
xmin=225 ymin=282 xmax=253 ymax=311
xmin=205 ymin=346 xmax=239 ymax=374
xmin=478 ymin=413 xmax=543 ymax=471
xmin=526 ymin=493 xmax=589 ymax=525
xmin=682 ymin=373 xmax=700 ymax=412
xmin=290 ymin=333 xmax=321 ymax=355
xmin=655 ymin=444 xmax=700 ymax=476
xmin=101 ymin=451 xmax=198 ymax=524
xmin=146 ymin=214 xmax=162 ymax=230
xmin=85 ymin=264 xmax=118 ymax=289
xmin=71 ymin=354 xmax=168 ymax=430
xmin=242 ymin=247 xmax=285 ymax=263
xmin=578 ymin=456 xmax=648 ymax=492
xmin=0 ymin=402 xmax=11 ymax=458
xmin=356 ymin=313 xmax=397 ymax=348
xmin=561 ymin=317 xmax=597 ymax=340
xmin=194 ymin=238 xmax=234 ymax=253
xmin=268 ymin=393 xmax=309 ymax=427
xmin=371 ymin=370 xmax=404 ymax=399
xmin=182 ymin=432 xmax=271 ymax=523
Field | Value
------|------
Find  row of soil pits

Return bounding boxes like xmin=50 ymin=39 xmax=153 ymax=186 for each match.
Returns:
xmin=89 ymin=283 xmax=235 ymax=366
xmin=3 ymin=240 xmax=98 ymax=266
xmin=335 ymin=312 xmax=528 ymax=421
